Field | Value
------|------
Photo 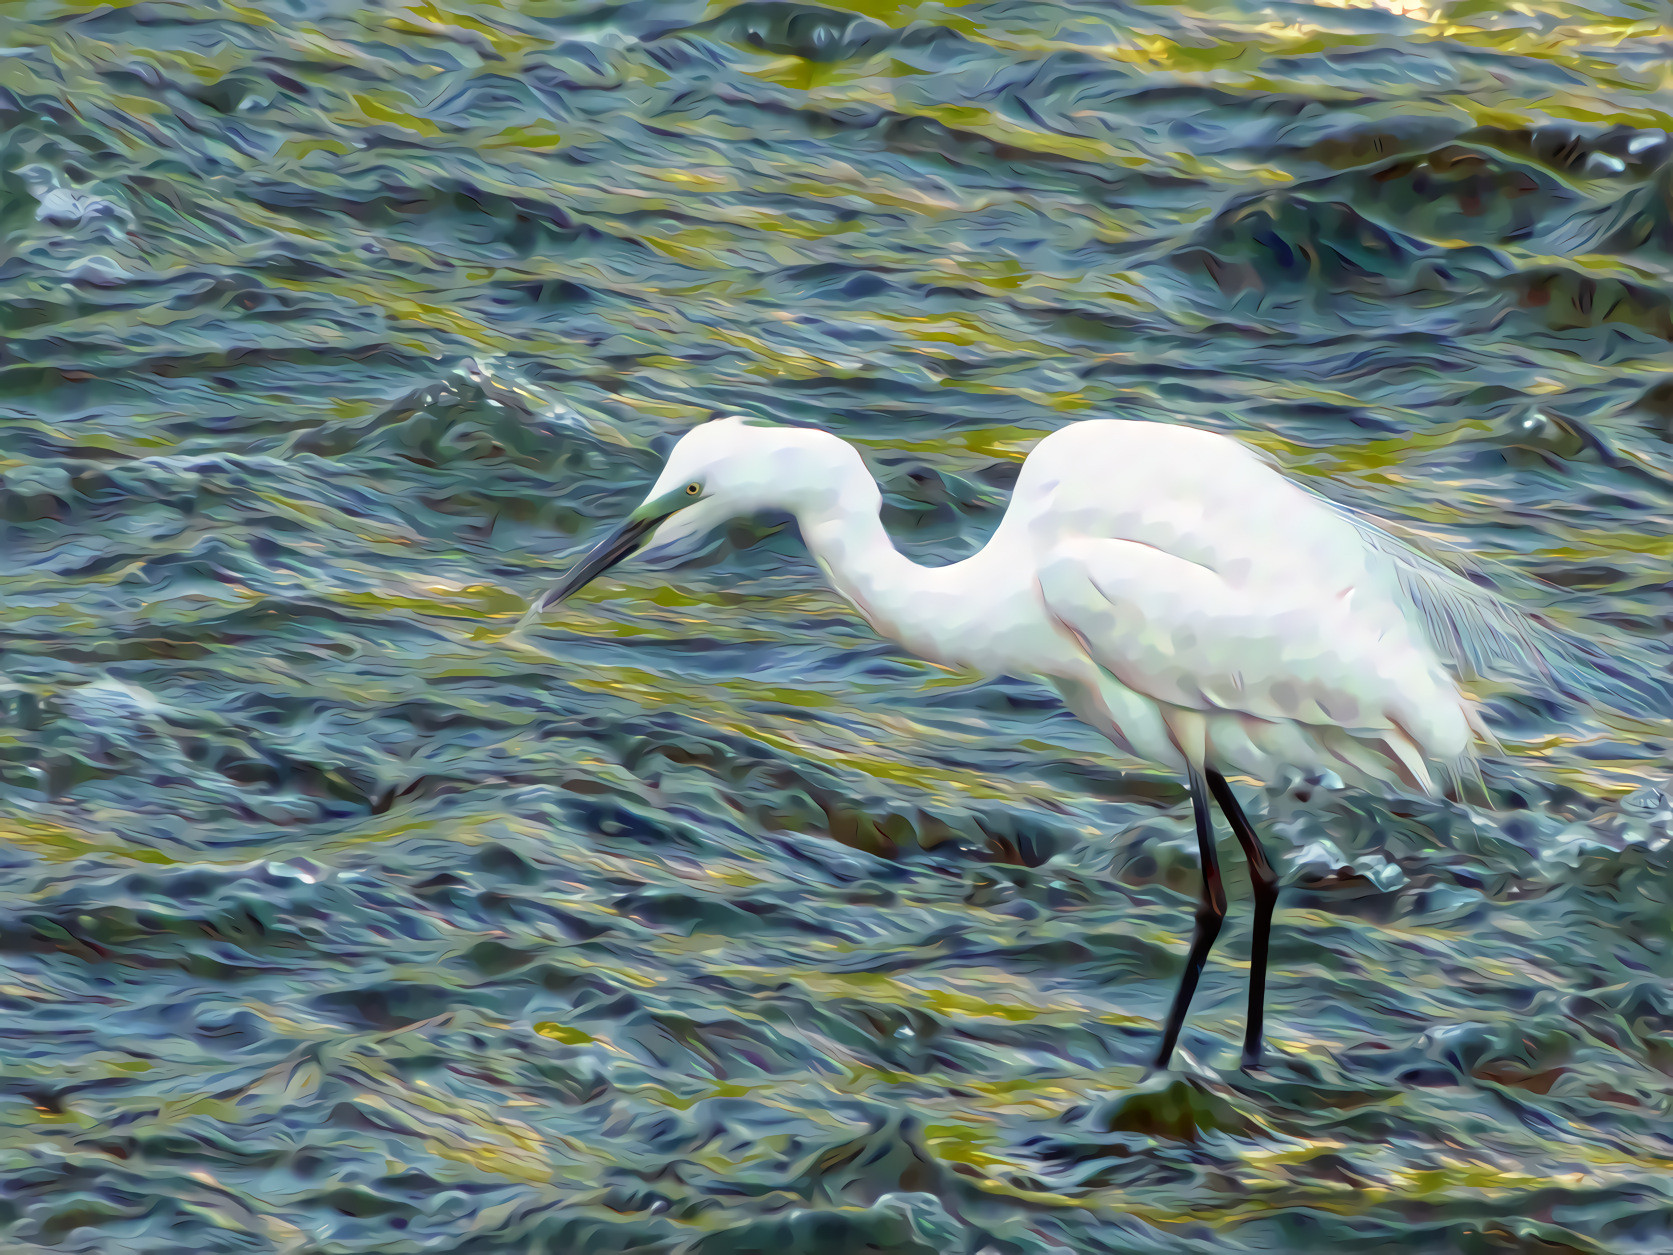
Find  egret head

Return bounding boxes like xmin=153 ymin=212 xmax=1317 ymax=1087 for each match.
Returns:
xmin=527 ymin=415 xmax=863 ymax=613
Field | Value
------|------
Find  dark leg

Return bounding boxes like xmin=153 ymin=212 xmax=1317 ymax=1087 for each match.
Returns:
xmin=1152 ymin=765 xmax=1227 ymax=1072
xmin=1206 ymin=769 xmax=1280 ymax=1070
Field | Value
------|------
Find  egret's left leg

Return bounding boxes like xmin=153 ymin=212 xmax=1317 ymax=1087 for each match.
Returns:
xmin=1151 ymin=765 xmax=1226 ymax=1071
xmin=1206 ymin=770 xmax=1279 ymax=1070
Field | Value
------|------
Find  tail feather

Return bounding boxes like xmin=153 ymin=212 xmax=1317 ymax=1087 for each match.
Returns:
xmin=1313 ymin=725 xmax=1435 ymax=795
xmin=1329 ymin=498 xmax=1673 ymax=721
xmin=1379 ymin=726 xmax=1437 ymax=797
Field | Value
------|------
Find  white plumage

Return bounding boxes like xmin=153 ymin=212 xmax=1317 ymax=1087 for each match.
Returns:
xmin=627 ymin=418 xmax=1491 ymax=788
xmin=529 ymin=414 xmax=1588 ymax=1071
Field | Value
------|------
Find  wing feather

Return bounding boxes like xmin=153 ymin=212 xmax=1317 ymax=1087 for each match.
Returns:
xmin=1038 ymin=537 xmax=1474 ymax=772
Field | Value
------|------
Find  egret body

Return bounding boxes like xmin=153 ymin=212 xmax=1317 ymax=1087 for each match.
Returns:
xmin=527 ymin=416 xmax=1546 ymax=1071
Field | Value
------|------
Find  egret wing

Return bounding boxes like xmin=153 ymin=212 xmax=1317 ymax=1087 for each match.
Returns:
xmin=1037 ymin=536 xmax=1459 ymax=743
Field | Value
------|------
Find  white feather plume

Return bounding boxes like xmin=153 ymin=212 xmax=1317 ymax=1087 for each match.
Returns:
xmin=1327 ymin=498 xmax=1672 ymax=720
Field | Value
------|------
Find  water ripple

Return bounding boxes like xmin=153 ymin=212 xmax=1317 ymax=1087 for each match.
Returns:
xmin=1 ymin=0 xmax=1671 ymax=1251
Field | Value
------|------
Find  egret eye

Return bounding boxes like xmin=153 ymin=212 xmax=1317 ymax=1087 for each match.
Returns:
xmin=685 ymin=483 xmax=701 ymax=496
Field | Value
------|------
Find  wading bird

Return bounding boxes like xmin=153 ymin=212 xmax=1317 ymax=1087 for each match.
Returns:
xmin=521 ymin=416 xmax=1569 ymax=1071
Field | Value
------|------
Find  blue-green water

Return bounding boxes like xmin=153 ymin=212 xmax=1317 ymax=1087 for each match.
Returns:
xmin=2 ymin=1 xmax=1672 ymax=1252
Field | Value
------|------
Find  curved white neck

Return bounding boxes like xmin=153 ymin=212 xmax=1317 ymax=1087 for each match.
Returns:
xmin=800 ymin=502 xmax=921 ymax=630
xmin=726 ymin=429 xmax=1019 ymax=669
xmin=790 ymin=473 xmax=998 ymax=668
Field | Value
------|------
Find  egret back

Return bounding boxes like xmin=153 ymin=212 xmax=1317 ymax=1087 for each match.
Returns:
xmin=999 ymin=420 xmax=1382 ymax=592
xmin=1003 ymin=421 xmax=1480 ymax=792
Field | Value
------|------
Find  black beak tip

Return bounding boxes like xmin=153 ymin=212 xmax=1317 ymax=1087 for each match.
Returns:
xmin=520 ymin=512 xmax=663 ymax=626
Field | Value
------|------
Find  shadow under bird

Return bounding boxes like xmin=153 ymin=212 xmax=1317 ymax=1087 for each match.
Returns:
xmin=522 ymin=414 xmax=1599 ymax=1072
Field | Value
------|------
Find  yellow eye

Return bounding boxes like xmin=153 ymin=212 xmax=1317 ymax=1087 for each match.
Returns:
xmin=685 ymin=483 xmax=701 ymax=495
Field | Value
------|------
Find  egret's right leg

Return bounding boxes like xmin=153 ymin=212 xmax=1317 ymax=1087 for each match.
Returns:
xmin=1151 ymin=765 xmax=1226 ymax=1072
xmin=1206 ymin=770 xmax=1280 ymax=1070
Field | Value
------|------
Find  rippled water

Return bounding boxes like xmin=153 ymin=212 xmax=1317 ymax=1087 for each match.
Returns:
xmin=3 ymin=1 xmax=1673 ymax=1252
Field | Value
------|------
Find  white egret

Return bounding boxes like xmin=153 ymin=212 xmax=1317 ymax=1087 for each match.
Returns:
xmin=523 ymin=415 xmax=1592 ymax=1071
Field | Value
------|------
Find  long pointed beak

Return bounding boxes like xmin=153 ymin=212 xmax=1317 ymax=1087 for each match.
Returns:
xmin=519 ymin=512 xmax=662 ymax=626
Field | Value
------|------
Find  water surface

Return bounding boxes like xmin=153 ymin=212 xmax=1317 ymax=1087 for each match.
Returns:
xmin=2 ymin=1 xmax=1672 ymax=1252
